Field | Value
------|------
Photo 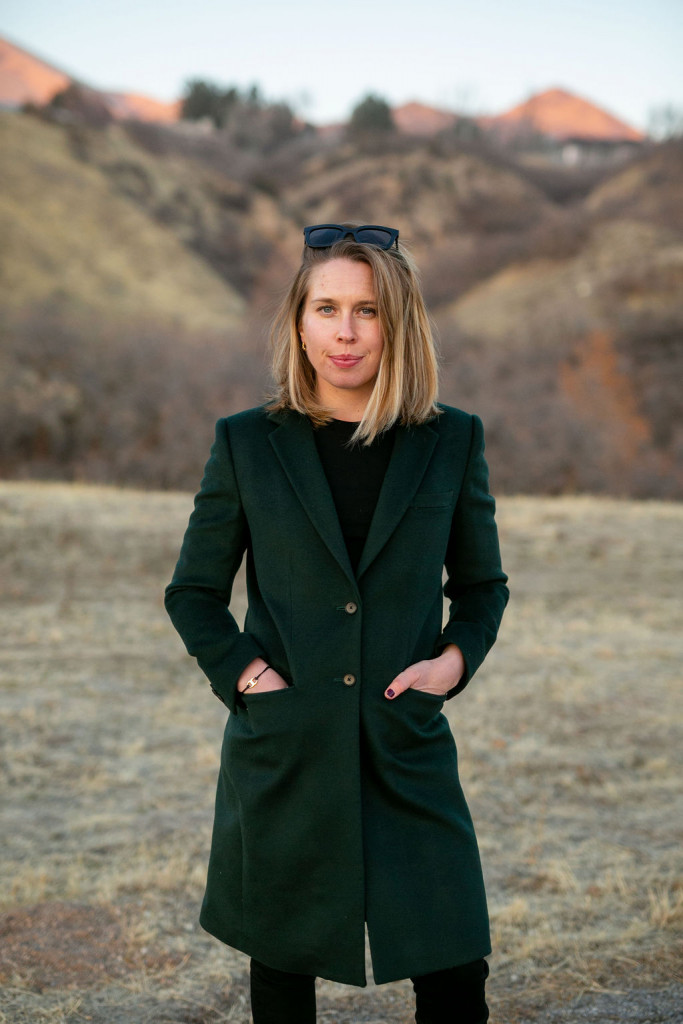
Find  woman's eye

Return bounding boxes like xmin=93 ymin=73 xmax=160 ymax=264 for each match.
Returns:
xmin=359 ymin=307 xmax=376 ymax=317
xmin=318 ymin=305 xmax=334 ymax=314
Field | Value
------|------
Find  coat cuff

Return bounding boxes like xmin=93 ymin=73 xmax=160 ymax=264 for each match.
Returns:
xmin=434 ymin=622 xmax=490 ymax=698
xmin=198 ymin=633 xmax=266 ymax=715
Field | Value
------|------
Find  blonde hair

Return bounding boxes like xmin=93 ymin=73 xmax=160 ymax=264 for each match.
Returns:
xmin=268 ymin=230 xmax=440 ymax=443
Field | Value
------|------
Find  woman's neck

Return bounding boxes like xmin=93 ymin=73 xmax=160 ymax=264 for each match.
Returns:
xmin=318 ymin=396 xmax=369 ymax=423
xmin=331 ymin=413 xmax=362 ymax=423
xmin=315 ymin=381 xmax=372 ymax=423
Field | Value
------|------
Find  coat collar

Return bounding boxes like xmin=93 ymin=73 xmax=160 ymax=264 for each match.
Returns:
xmin=267 ymin=409 xmax=439 ymax=586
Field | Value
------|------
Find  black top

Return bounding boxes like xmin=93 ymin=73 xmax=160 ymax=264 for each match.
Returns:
xmin=314 ymin=418 xmax=397 ymax=572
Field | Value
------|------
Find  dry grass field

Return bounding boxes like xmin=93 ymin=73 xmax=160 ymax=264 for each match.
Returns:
xmin=0 ymin=482 xmax=681 ymax=1023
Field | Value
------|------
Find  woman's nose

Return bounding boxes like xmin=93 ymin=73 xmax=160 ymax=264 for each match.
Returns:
xmin=336 ymin=313 xmax=356 ymax=342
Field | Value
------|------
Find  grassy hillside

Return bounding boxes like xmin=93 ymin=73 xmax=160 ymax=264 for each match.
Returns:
xmin=0 ymin=113 xmax=245 ymax=332
xmin=585 ymin=138 xmax=683 ymax=230
xmin=0 ymin=482 xmax=680 ymax=1022
xmin=281 ymin=145 xmax=553 ymax=254
xmin=1 ymin=110 xmax=682 ymax=496
xmin=436 ymin=219 xmax=683 ymax=345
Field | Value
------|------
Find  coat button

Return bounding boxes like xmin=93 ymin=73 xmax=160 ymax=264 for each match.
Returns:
xmin=344 ymin=601 xmax=358 ymax=614
xmin=343 ymin=673 xmax=356 ymax=686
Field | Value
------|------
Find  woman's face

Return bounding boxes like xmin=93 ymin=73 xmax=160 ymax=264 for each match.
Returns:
xmin=299 ymin=258 xmax=384 ymax=418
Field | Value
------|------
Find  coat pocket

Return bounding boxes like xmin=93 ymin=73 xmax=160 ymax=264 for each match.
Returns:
xmin=404 ymin=686 xmax=446 ymax=708
xmin=223 ymin=685 xmax=302 ymax=783
xmin=240 ymin=683 xmax=297 ymax=725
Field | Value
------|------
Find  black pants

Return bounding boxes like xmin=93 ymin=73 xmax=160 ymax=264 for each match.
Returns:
xmin=250 ymin=956 xmax=489 ymax=1024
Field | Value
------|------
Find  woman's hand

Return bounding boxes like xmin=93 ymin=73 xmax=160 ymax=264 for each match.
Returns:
xmin=384 ymin=644 xmax=465 ymax=699
xmin=237 ymin=658 xmax=289 ymax=695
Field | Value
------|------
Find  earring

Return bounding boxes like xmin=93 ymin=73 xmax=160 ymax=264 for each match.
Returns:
xmin=300 ymin=340 xmax=307 ymax=351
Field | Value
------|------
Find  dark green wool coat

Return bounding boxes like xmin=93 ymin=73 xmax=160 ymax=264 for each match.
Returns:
xmin=165 ymin=403 xmax=508 ymax=987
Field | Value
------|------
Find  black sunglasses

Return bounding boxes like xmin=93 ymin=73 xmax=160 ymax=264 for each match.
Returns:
xmin=303 ymin=224 xmax=399 ymax=251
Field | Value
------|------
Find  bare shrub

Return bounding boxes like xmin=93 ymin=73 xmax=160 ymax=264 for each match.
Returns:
xmin=0 ymin=308 xmax=267 ymax=490
xmin=439 ymin=327 xmax=586 ymax=494
xmin=3 ymin=302 xmax=679 ymax=498
xmin=614 ymin=310 xmax=683 ymax=495
xmin=438 ymin=320 xmax=682 ymax=500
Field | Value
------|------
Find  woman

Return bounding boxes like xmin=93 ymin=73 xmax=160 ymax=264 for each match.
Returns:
xmin=165 ymin=223 xmax=508 ymax=1024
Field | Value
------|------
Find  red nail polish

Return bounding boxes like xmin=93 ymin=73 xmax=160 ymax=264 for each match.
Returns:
xmin=386 ymin=688 xmax=395 ymax=698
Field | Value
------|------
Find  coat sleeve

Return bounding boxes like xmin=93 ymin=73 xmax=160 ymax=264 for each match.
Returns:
xmin=435 ymin=414 xmax=509 ymax=696
xmin=164 ymin=418 xmax=265 ymax=714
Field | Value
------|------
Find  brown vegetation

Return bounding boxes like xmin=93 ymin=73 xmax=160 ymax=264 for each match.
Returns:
xmin=0 ymin=309 xmax=264 ymax=489
xmin=1 ymin=108 xmax=682 ymax=497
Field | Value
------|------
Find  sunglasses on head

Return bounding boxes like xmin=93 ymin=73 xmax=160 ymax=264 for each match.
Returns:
xmin=303 ymin=224 xmax=399 ymax=251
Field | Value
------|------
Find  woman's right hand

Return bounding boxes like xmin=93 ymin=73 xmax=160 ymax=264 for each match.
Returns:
xmin=237 ymin=658 xmax=289 ymax=695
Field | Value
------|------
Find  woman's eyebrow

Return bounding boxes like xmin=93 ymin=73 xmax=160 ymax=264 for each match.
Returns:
xmin=309 ymin=295 xmax=376 ymax=304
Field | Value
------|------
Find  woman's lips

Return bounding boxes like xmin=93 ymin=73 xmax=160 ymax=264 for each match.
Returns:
xmin=329 ymin=355 xmax=362 ymax=367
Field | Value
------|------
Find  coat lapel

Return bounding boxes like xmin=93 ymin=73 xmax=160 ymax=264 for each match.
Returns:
xmin=356 ymin=422 xmax=439 ymax=578
xmin=268 ymin=411 xmax=357 ymax=587
xmin=268 ymin=410 xmax=439 ymax=585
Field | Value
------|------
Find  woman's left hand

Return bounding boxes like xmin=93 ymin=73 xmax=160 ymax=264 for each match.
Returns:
xmin=384 ymin=644 xmax=465 ymax=699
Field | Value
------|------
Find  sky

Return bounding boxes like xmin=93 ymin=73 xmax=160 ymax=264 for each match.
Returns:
xmin=1 ymin=0 xmax=682 ymax=130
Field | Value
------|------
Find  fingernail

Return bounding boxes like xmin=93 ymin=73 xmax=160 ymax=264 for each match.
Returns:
xmin=386 ymin=688 xmax=395 ymax=698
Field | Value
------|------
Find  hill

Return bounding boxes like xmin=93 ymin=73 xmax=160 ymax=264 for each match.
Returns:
xmin=438 ymin=216 xmax=683 ymax=345
xmin=273 ymin=135 xmax=682 ymax=496
xmin=390 ymin=89 xmax=644 ymax=145
xmin=585 ymin=137 xmax=683 ymax=227
xmin=0 ymin=110 xmax=255 ymax=488
xmin=0 ymin=112 xmax=245 ymax=330
xmin=392 ymin=101 xmax=458 ymax=135
xmin=0 ymin=35 xmax=178 ymax=121
xmin=0 ymin=35 xmax=70 ymax=107
xmin=483 ymin=86 xmax=644 ymax=143
xmin=0 ymin=35 xmax=647 ymax=144
xmin=0 ymin=106 xmax=681 ymax=496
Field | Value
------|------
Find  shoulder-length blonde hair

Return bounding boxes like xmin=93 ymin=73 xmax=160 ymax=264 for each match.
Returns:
xmin=268 ymin=229 xmax=440 ymax=443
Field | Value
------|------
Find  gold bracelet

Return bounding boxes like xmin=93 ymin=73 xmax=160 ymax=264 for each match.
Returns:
xmin=240 ymin=665 xmax=269 ymax=692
